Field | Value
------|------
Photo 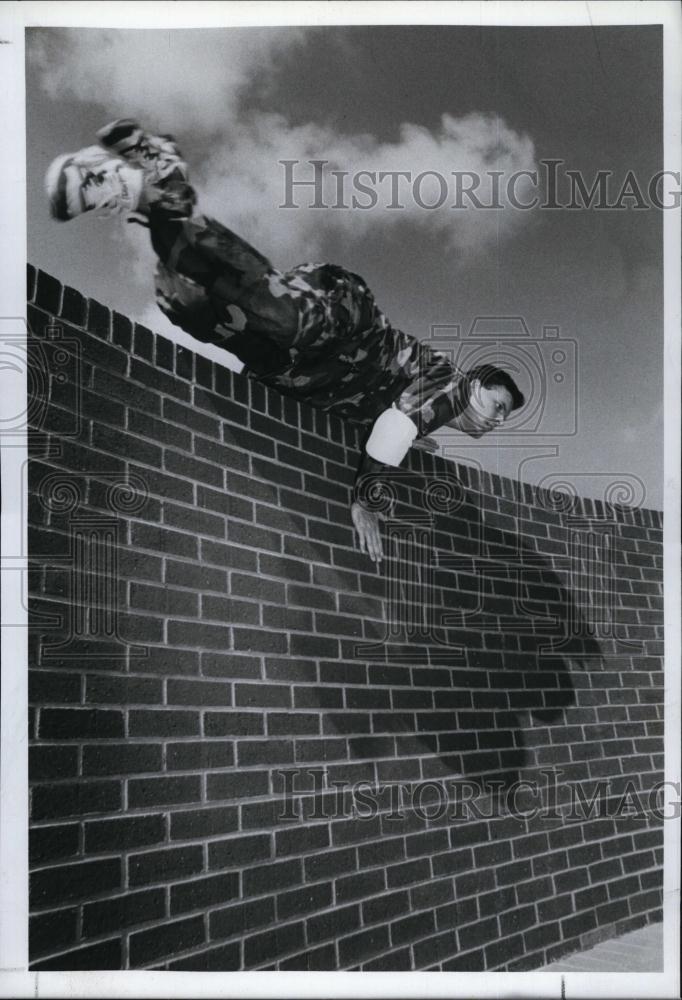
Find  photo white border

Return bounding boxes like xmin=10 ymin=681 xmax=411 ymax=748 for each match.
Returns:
xmin=1 ymin=2 xmax=679 ymax=998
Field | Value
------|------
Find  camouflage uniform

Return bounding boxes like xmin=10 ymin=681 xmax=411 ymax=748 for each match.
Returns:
xmin=149 ymin=208 xmax=470 ymax=437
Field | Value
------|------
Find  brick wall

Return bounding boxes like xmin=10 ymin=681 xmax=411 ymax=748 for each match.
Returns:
xmin=26 ymin=265 xmax=664 ymax=971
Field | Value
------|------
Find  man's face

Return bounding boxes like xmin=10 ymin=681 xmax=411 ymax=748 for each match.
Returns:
xmin=76 ymin=158 xmax=136 ymax=215
xmin=459 ymin=379 xmax=514 ymax=437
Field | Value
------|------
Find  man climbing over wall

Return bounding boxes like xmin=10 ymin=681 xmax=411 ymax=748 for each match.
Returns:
xmin=46 ymin=120 xmax=525 ymax=564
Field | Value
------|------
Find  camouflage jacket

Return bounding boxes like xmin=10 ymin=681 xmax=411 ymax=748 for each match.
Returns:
xmin=241 ymin=263 xmax=471 ymax=439
xmin=151 ymin=216 xmax=470 ymax=439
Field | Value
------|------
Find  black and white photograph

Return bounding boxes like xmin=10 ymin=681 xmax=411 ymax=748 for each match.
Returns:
xmin=0 ymin=1 xmax=680 ymax=996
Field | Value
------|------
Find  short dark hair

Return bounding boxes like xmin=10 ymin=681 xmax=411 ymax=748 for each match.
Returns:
xmin=466 ymin=364 xmax=525 ymax=411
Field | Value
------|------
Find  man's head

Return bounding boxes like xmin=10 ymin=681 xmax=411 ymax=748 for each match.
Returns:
xmin=458 ymin=364 xmax=525 ymax=437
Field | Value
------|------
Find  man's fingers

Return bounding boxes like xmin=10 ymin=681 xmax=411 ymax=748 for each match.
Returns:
xmin=367 ymin=532 xmax=376 ymax=562
xmin=351 ymin=505 xmax=383 ymax=564
xmin=370 ymin=523 xmax=383 ymax=564
xmin=360 ymin=525 xmax=375 ymax=563
xmin=356 ymin=522 xmax=370 ymax=559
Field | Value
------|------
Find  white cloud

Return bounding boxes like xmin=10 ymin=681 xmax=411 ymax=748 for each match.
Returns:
xmin=196 ymin=110 xmax=537 ymax=265
xmin=30 ymin=24 xmax=538 ymax=338
xmin=30 ymin=26 xmax=537 ymax=264
xmin=28 ymin=26 xmax=306 ymax=134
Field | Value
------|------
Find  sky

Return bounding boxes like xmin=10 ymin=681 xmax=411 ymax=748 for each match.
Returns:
xmin=25 ymin=23 xmax=664 ymax=507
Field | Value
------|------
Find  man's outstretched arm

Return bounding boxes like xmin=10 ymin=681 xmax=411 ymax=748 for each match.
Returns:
xmin=352 ymin=453 xmax=392 ymax=564
xmin=351 ymin=407 xmax=419 ymax=564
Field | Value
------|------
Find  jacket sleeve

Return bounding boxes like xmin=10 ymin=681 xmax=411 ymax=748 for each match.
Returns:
xmin=393 ymin=350 xmax=468 ymax=438
xmin=352 ymin=451 xmax=395 ymax=511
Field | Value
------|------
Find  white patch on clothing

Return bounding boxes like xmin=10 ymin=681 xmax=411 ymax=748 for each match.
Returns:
xmin=223 ymin=305 xmax=247 ymax=332
xmin=366 ymin=407 xmax=419 ymax=466
xmin=396 ymin=346 xmax=413 ymax=368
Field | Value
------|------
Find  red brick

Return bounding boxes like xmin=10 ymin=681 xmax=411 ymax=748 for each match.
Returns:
xmin=82 ymin=888 xmax=166 ymax=937
xmin=129 ymin=915 xmax=205 ymax=966
xmin=167 ymin=941 xmax=241 ymax=970
xmin=31 ymin=780 xmax=121 ymax=821
xmin=243 ymin=921 xmax=305 ymax=968
xmin=30 ymin=745 xmax=78 ymax=781
xmin=31 ymin=858 xmax=121 ymax=910
xmin=128 ymin=775 xmax=202 ymax=808
xmin=128 ymin=845 xmax=203 ymax=887
xmin=206 ymin=770 xmax=269 ymax=800
xmin=30 ymin=938 xmax=122 ymax=971
xmin=210 ymin=897 xmax=275 ymax=940
xmin=167 ymin=741 xmax=235 ymax=771
xmin=307 ymin=903 xmax=361 ymax=944
xmin=128 ymin=710 xmax=199 ymax=738
xmin=38 ymin=708 xmax=123 ymax=740
xmin=29 ymin=823 xmax=80 ymax=867
xmin=82 ymin=743 xmax=163 ymax=776
xmin=277 ymin=881 xmax=333 ymax=920
xmin=84 ymin=814 xmax=165 ymax=853
xmin=30 ymin=908 xmax=78 ymax=958
xmin=170 ymin=805 xmax=238 ymax=841
xmin=166 ymin=679 xmax=232 ymax=707
xmin=170 ymin=872 xmax=240 ymax=915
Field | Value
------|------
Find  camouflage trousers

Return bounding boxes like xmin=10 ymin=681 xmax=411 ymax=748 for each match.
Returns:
xmin=148 ymin=208 xmax=420 ymax=425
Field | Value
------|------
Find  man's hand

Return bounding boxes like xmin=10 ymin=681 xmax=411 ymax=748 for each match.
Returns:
xmin=351 ymin=501 xmax=384 ymax=564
